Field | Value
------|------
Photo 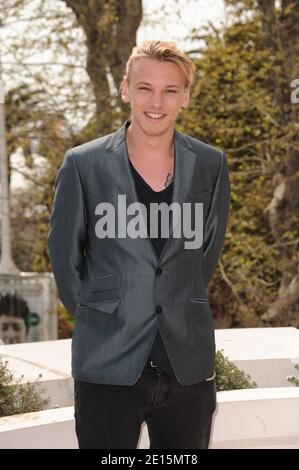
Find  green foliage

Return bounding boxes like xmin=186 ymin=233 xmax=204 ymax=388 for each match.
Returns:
xmin=179 ymin=14 xmax=287 ymax=327
xmin=0 ymin=359 xmax=49 ymax=418
xmin=287 ymin=363 xmax=299 ymax=387
xmin=215 ymin=349 xmax=257 ymax=391
xmin=57 ymin=302 xmax=74 ymax=339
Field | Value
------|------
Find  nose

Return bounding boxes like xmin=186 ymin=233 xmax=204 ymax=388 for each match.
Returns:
xmin=150 ymin=91 xmax=164 ymax=108
xmin=3 ymin=327 xmax=17 ymax=344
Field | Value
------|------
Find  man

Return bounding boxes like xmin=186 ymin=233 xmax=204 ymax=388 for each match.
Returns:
xmin=48 ymin=40 xmax=230 ymax=449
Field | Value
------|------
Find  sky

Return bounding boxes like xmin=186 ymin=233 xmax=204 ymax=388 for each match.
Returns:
xmin=138 ymin=0 xmax=225 ymax=49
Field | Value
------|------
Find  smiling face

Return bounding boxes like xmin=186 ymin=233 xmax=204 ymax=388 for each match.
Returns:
xmin=121 ymin=57 xmax=190 ymax=137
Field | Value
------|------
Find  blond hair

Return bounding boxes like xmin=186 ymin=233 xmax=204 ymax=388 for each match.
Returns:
xmin=122 ymin=40 xmax=196 ymax=90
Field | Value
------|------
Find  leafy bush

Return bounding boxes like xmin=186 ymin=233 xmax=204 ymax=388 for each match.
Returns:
xmin=216 ymin=349 xmax=257 ymax=391
xmin=57 ymin=302 xmax=74 ymax=339
xmin=287 ymin=363 xmax=299 ymax=387
xmin=0 ymin=359 xmax=49 ymax=418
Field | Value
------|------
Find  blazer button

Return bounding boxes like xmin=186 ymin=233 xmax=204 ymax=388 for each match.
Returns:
xmin=155 ymin=306 xmax=163 ymax=314
xmin=155 ymin=267 xmax=162 ymax=276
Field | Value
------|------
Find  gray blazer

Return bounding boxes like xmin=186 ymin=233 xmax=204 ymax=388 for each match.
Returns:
xmin=48 ymin=120 xmax=230 ymax=386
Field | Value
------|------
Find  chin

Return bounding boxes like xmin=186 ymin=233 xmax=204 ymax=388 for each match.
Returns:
xmin=141 ymin=118 xmax=173 ymax=135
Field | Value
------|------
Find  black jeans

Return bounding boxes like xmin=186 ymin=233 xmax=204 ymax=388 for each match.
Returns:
xmin=74 ymin=359 xmax=217 ymax=449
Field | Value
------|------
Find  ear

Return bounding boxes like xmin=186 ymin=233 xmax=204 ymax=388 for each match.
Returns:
xmin=121 ymin=76 xmax=130 ymax=103
xmin=181 ymin=87 xmax=190 ymax=109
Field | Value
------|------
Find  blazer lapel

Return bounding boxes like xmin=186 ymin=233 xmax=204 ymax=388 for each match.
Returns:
xmin=105 ymin=120 xmax=196 ymax=264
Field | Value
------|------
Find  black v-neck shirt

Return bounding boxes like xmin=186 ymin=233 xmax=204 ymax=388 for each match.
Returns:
xmin=129 ymin=159 xmax=176 ymax=376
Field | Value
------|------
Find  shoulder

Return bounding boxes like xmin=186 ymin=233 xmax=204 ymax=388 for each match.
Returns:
xmin=66 ymin=131 xmax=114 ymax=162
xmin=177 ymin=129 xmax=223 ymax=159
xmin=176 ymin=129 xmax=225 ymax=173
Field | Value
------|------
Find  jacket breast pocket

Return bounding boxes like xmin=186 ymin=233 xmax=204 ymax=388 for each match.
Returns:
xmin=191 ymin=189 xmax=209 ymax=197
xmin=191 ymin=297 xmax=209 ymax=303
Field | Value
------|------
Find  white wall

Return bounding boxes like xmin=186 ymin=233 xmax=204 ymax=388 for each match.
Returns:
xmin=0 ymin=327 xmax=299 ymax=449
xmin=1 ymin=388 xmax=299 ymax=449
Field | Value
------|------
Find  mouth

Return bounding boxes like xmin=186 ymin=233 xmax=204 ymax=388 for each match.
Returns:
xmin=144 ymin=112 xmax=166 ymax=121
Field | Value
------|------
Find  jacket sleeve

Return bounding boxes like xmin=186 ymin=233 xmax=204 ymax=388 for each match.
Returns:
xmin=48 ymin=149 xmax=87 ymax=316
xmin=202 ymin=151 xmax=231 ymax=288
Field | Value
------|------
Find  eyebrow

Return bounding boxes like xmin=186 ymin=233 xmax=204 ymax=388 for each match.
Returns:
xmin=136 ymin=81 xmax=180 ymax=88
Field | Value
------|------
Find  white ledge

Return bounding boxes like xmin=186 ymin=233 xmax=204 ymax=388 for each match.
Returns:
xmin=1 ymin=387 xmax=299 ymax=449
xmin=0 ymin=327 xmax=299 ymax=448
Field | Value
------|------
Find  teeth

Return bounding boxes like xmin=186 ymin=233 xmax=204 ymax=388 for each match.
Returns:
xmin=145 ymin=112 xmax=165 ymax=119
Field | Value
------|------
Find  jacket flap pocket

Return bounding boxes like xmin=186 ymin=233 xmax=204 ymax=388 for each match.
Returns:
xmin=83 ymin=298 xmax=121 ymax=314
xmin=90 ymin=274 xmax=121 ymax=292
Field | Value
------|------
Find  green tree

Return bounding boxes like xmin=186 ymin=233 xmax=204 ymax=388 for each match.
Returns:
xmin=177 ymin=1 xmax=298 ymax=328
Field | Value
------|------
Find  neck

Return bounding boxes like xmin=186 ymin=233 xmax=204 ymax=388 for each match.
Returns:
xmin=125 ymin=119 xmax=174 ymax=160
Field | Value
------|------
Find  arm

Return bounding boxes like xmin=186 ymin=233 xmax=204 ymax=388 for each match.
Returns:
xmin=202 ymin=151 xmax=231 ymax=288
xmin=48 ymin=150 xmax=87 ymax=316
